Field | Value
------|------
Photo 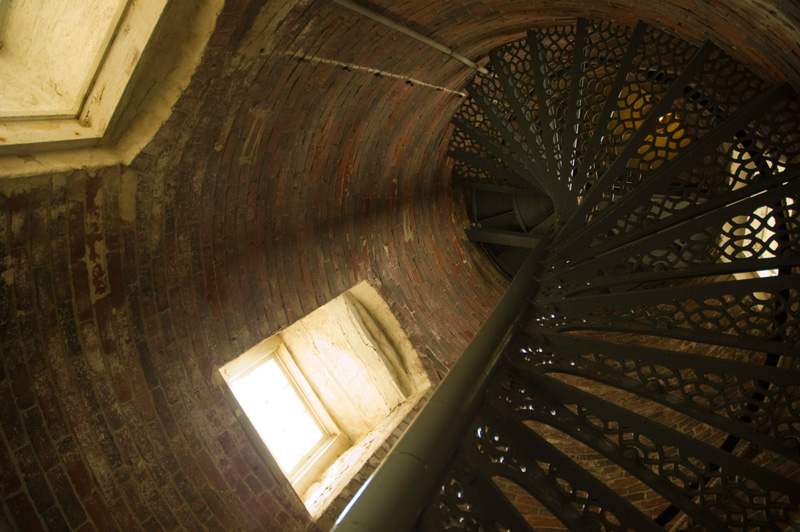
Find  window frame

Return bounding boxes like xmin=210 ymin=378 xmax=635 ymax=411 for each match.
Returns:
xmin=215 ymin=281 xmax=433 ymax=518
xmin=218 ymin=337 xmax=350 ymax=495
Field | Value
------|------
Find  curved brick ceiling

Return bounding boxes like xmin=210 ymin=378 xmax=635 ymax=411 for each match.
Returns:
xmin=1 ymin=1 xmax=799 ymax=531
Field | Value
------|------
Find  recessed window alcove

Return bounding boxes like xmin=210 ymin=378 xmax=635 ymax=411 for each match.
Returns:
xmin=0 ymin=0 xmax=168 ymax=151
xmin=218 ymin=281 xmax=431 ymax=518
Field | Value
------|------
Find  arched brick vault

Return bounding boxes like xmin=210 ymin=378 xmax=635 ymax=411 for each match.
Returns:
xmin=1 ymin=0 xmax=800 ymax=531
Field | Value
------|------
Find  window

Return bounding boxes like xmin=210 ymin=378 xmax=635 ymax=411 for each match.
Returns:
xmin=217 ymin=281 xmax=431 ymax=518
xmin=229 ymin=354 xmax=328 ymax=475
xmin=218 ymin=338 xmax=350 ymax=496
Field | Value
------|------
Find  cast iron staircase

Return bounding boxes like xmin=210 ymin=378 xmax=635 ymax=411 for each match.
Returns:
xmin=336 ymin=19 xmax=800 ymax=532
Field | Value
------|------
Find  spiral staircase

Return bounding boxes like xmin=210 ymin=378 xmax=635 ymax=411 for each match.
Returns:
xmin=335 ymin=19 xmax=800 ymax=532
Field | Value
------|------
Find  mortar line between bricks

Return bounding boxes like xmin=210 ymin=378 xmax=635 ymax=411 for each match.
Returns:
xmin=284 ymin=52 xmax=466 ymax=96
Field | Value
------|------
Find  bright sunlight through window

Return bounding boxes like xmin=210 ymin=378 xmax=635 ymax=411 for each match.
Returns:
xmin=218 ymin=338 xmax=348 ymax=492
xmin=228 ymin=355 xmax=326 ymax=476
xmin=216 ymin=281 xmax=432 ymax=519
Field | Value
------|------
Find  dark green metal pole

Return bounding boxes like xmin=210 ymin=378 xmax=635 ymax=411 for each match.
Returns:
xmin=331 ymin=242 xmax=549 ymax=532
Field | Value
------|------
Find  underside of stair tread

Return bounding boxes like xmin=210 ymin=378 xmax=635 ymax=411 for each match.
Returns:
xmin=433 ymin=17 xmax=800 ymax=532
xmin=452 ymin=19 xmax=796 ymax=274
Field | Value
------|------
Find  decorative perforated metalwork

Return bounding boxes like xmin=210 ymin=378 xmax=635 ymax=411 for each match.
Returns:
xmin=436 ymin=17 xmax=800 ymax=532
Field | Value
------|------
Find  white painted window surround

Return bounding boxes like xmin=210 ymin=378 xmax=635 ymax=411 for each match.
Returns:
xmin=0 ymin=0 xmax=167 ymax=153
xmin=217 ymin=281 xmax=432 ymax=518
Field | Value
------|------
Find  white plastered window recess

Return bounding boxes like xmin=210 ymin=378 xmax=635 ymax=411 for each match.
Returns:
xmin=0 ymin=0 xmax=167 ymax=154
xmin=0 ymin=0 xmax=224 ymax=179
xmin=217 ymin=281 xmax=432 ymax=519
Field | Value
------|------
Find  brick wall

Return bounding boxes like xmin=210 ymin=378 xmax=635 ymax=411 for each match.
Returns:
xmin=1 ymin=0 xmax=799 ymax=530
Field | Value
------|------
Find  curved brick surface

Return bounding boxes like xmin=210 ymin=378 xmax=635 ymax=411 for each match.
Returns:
xmin=1 ymin=0 xmax=799 ymax=530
